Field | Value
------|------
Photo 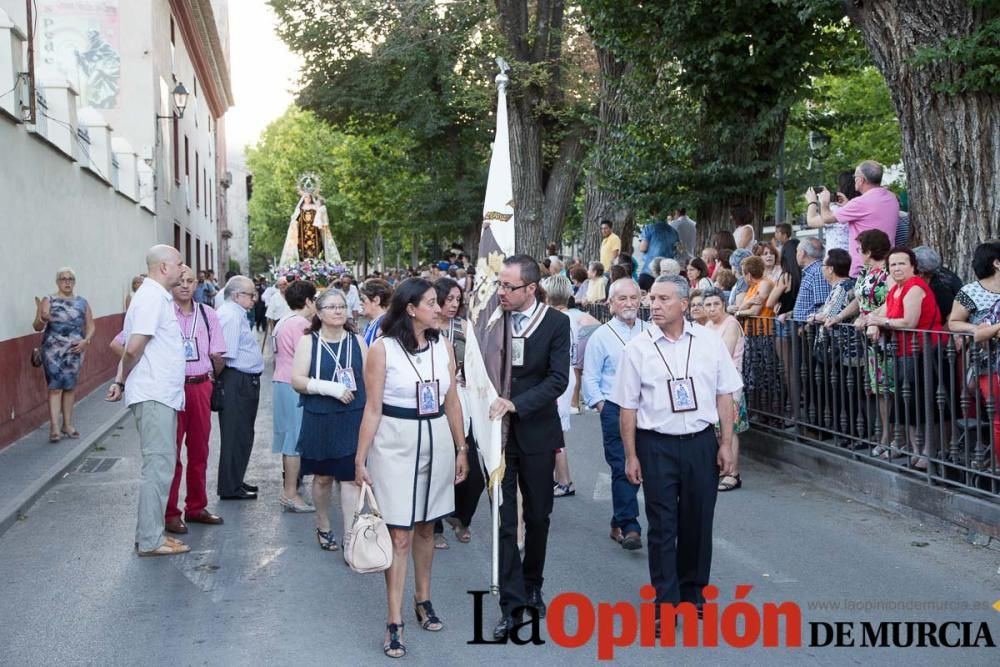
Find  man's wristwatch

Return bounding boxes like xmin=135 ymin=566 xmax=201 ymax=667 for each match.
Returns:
xmin=114 ymin=381 xmax=125 ymax=390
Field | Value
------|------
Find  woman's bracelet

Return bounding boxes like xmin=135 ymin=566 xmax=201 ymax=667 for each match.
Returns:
xmin=456 ymin=445 xmax=468 ymax=453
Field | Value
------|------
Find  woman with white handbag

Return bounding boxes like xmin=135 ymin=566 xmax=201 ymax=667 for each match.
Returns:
xmin=290 ymin=289 xmax=365 ymax=550
xmin=355 ymin=278 xmax=469 ymax=659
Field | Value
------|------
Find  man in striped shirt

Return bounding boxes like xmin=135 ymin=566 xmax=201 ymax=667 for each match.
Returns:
xmin=216 ymin=276 xmax=265 ymax=500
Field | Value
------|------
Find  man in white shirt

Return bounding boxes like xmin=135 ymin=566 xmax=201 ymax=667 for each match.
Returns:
xmin=611 ymin=274 xmax=742 ymax=633
xmin=106 ymin=245 xmax=188 ymax=557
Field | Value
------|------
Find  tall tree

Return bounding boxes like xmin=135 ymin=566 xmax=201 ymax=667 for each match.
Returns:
xmin=493 ymin=0 xmax=595 ymax=256
xmin=847 ymin=0 xmax=1000 ymax=274
xmin=269 ymin=0 xmax=496 ymax=259
xmin=583 ymin=1 xmax=854 ymax=241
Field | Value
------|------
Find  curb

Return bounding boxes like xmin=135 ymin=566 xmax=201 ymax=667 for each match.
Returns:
xmin=0 ymin=407 xmax=128 ymax=538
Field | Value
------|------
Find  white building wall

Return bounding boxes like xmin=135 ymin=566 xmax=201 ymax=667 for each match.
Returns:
xmin=226 ymin=148 xmax=250 ymax=273
xmin=0 ymin=118 xmax=155 ymax=341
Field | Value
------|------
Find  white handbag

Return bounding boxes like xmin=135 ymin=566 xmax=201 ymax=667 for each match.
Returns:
xmin=344 ymin=482 xmax=393 ymax=574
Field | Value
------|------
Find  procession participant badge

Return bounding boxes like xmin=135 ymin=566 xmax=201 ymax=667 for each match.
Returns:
xmin=183 ymin=337 xmax=200 ymax=362
xmin=417 ymin=379 xmax=441 ymax=416
xmin=336 ymin=367 xmax=357 ymax=391
xmin=649 ymin=329 xmax=697 ymax=413
xmin=668 ymin=378 xmax=698 ymax=412
xmin=511 ymin=337 xmax=526 ymax=367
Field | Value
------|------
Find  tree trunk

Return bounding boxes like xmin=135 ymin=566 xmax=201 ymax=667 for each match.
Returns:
xmin=495 ymin=0 xmax=585 ymax=260
xmin=542 ymin=128 xmax=587 ymax=248
xmin=582 ymin=45 xmax=633 ymax=264
xmin=847 ymin=0 xmax=1000 ymax=277
xmin=692 ymin=113 xmax=788 ymax=246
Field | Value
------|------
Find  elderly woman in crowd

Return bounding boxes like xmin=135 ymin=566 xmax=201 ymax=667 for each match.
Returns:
xmin=125 ymin=274 xmax=145 ymax=311
xmin=360 ymin=278 xmax=393 ymax=347
xmin=704 ymin=286 xmax=748 ymax=490
xmin=570 ymin=266 xmax=589 ymax=302
xmin=272 ymin=280 xmax=317 ymax=513
xmin=688 ymin=289 xmax=709 ymax=325
xmin=291 ymin=289 xmax=365 ymax=549
xmin=355 ymin=278 xmax=468 ymax=658
xmin=34 ymin=267 xmax=95 ymax=442
xmin=825 ymin=230 xmax=893 ymax=452
xmin=582 ymin=261 xmax=608 ymax=305
xmin=865 ymin=248 xmax=944 ymax=469
xmin=726 ymin=248 xmax=754 ymax=313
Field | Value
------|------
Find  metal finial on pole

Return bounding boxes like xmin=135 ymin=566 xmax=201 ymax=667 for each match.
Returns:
xmin=495 ymin=56 xmax=510 ymax=92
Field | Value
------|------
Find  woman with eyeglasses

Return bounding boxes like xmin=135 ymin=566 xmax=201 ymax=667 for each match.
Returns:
xmin=291 ymin=289 xmax=366 ymax=550
xmin=34 ymin=267 xmax=94 ymax=442
xmin=272 ymin=280 xmax=318 ymax=513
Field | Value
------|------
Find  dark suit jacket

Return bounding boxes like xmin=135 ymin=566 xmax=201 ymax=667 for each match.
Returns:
xmin=508 ymin=306 xmax=571 ymax=454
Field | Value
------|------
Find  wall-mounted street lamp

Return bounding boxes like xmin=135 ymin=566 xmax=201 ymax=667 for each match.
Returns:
xmin=156 ymin=82 xmax=190 ymax=119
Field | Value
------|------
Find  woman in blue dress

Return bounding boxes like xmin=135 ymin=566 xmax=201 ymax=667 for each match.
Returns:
xmin=33 ymin=267 xmax=94 ymax=442
xmin=291 ymin=288 xmax=366 ymax=551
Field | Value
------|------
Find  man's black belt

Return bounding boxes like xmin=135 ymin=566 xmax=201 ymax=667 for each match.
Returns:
xmin=639 ymin=425 xmax=713 ymax=440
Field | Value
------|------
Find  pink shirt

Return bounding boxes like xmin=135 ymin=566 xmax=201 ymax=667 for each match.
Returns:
xmin=833 ymin=187 xmax=899 ymax=277
xmin=273 ymin=314 xmax=312 ymax=383
xmin=113 ymin=302 xmax=226 ymax=378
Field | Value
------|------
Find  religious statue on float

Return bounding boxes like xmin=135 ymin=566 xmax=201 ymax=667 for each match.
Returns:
xmin=278 ymin=173 xmax=342 ymax=267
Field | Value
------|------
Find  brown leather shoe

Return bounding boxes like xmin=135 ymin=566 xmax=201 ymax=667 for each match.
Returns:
xmin=185 ymin=510 xmax=224 ymax=525
xmin=610 ymin=527 xmax=624 ymax=544
xmin=621 ymin=531 xmax=643 ymax=551
xmin=165 ymin=517 xmax=188 ymax=534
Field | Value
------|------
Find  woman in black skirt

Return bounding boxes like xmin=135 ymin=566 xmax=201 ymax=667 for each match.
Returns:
xmin=291 ymin=288 xmax=367 ymax=551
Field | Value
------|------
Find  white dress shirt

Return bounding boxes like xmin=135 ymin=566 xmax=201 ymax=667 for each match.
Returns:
xmin=122 ymin=279 xmax=186 ymax=410
xmin=610 ymin=320 xmax=742 ymax=434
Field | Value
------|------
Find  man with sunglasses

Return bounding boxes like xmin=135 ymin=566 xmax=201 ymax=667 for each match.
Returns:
xmin=217 ymin=276 xmax=265 ymax=500
xmin=490 ymin=255 xmax=571 ymax=639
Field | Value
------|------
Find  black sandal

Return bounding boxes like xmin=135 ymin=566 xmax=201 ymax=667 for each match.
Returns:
xmin=414 ymin=599 xmax=443 ymax=631
xmin=718 ymin=474 xmax=742 ymax=492
xmin=384 ymin=622 xmax=406 ymax=658
xmin=316 ymin=528 xmax=338 ymax=551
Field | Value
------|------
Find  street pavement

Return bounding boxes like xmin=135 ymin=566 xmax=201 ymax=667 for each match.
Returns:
xmin=1 ymin=366 xmax=998 ymax=666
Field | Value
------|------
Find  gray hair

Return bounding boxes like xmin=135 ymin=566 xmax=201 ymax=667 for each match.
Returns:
xmin=649 ymin=256 xmax=667 ymax=276
xmin=913 ymin=245 xmax=942 ymax=273
xmin=801 ymin=237 xmax=825 ymax=260
xmin=658 ymin=258 xmax=681 ymax=276
xmin=224 ymin=275 xmax=253 ymax=300
xmin=540 ymin=275 xmax=573 ymax=307
xmin=55 ymin=266 xmax=76 ymax=281
xmin=315 ymin=287 xmax=348 ymax=311
xmin=857 ymin=160 xmax=884 ymax=186
xmin=654 ymin=273 xmax=690 ymax=299
xmin=608 ymin=278 xmax=640 ymax=300
xmin=701 ymin=286 xmax=726 ymax=303
xmin=730 ymin=248 xmax=752 ymax=276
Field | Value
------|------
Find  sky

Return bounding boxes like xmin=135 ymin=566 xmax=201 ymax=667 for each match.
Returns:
xmin=226 ymin=0 xmax=303 ymax=156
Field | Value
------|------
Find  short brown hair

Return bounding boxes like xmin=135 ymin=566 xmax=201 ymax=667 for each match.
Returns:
xmin=857 ymin=230 xmax=892 ymax=261
xmin=713 ymin=268 xmax=736 ymax=290
xmin=741 ymin=255 xmax=765 ymax=280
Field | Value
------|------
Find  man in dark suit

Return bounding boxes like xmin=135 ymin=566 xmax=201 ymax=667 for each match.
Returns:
xmin=489 ymin=254 xmax=571 ymax=639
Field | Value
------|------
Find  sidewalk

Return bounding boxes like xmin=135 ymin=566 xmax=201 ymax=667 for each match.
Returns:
xmin=0 ymin=385 xmax=127 ymax=536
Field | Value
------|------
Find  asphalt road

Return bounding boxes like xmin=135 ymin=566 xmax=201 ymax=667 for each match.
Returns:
xmin=1 ymin=369 xmax=998 ymax=666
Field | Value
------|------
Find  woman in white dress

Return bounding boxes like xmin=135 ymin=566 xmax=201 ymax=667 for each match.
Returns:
xmin=355 ymin=278 xmax=468 ymax=658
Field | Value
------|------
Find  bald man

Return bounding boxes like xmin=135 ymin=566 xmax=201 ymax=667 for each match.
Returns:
xmin=107 ymin=245 xmax=190 ymax=557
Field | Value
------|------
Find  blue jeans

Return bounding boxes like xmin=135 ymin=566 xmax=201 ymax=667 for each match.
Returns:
xmin=600 ymin=401 xmax=641 ymax=535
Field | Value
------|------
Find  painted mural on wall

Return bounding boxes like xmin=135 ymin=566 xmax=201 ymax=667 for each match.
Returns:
xmin=40 ymin=1 xmax=121 ymax=109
